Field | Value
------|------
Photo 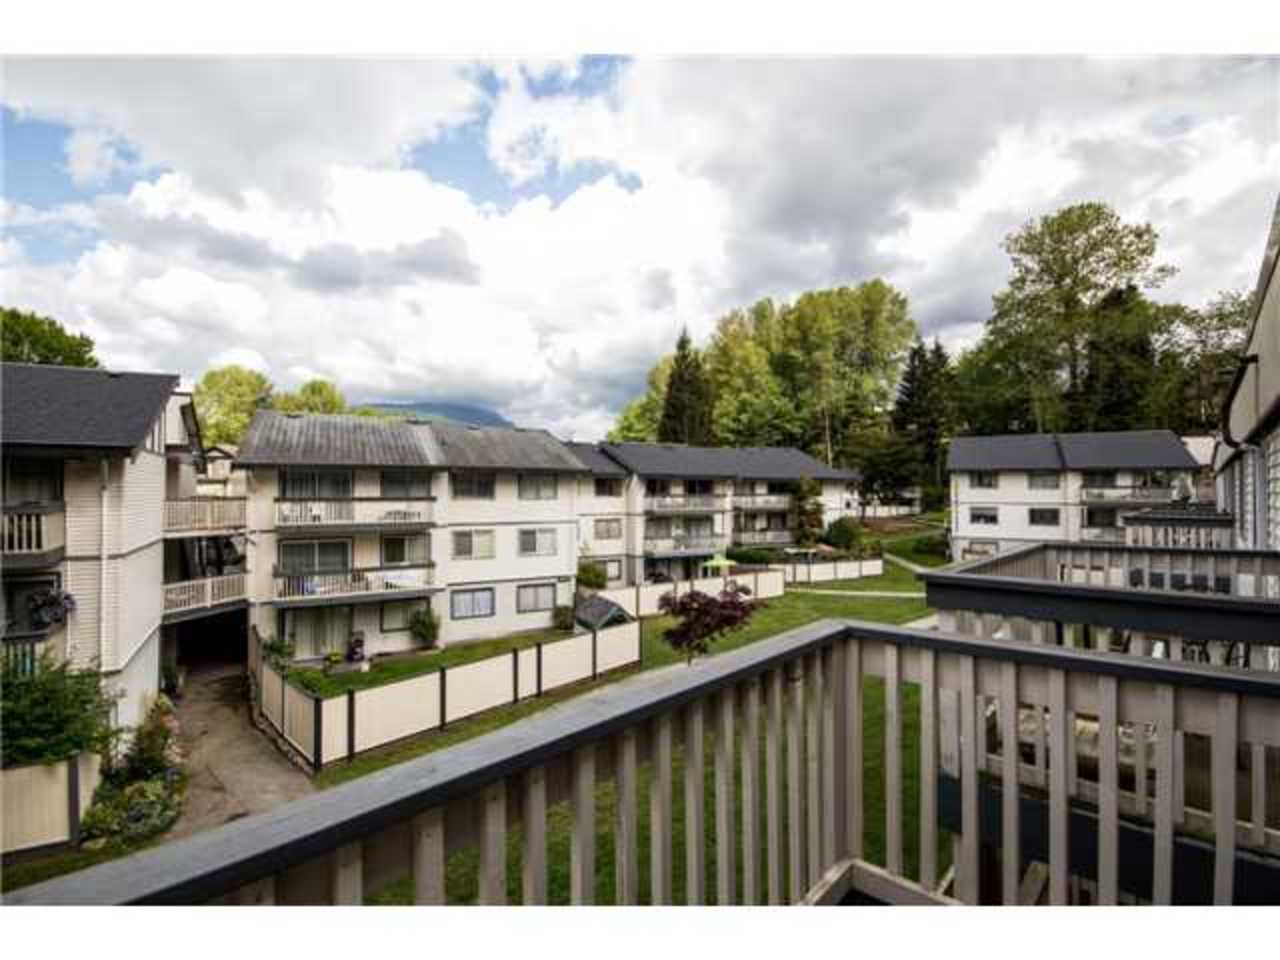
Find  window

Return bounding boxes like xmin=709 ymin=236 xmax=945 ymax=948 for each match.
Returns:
xmin=646 ymin=518 xmax=672 ymax=539
xmin=2 ymin=575 xmax=59 ymax=633
xmin=516 ymin=582 xmax=556 ymax=613
xmin=518 ymin=528 xmax=557 ymax=556
xmin=594 ymin=518 xmax=623 ymax=540
xmin=287 ymin=606 xmax=352 ymax=659
xmin=518 ymin=474 xmax=558 ymax=500
xmin=594 ymin=477 xmax=622 ymax=498
xmin=382 ymin=534 xmax=426 ymax=566
xmin=451 ymin=472 xmax=495 ymax=499
xmin=970 ymin=507 xmax=999 ymax=526
xmin=1028 ymin=471 xmax=1060 ymax=490
xmin=380 ymin=599 xmax=422 ymax=633
xmin=686 ymin=518 xmax=713 ymax=538
xmin=451 ymin=588 xmax=494 ymax=620
xmin=279 ymin=539 xmax=351 ymax=572
xmin=646 ymin=478 xmax=670 ymax=497
xmin=381 ymin=470 xmax=430 ymax=498
xmin=766 ymin=481 xmax=791 ymax=495
xmin=686 ymin=479 xmax=713 ymax=496
xmin=1029 ymin=508 xmax=1060 ymax=526
xmin=281 ymin=468 xmax=352 ymax=499
xmin=1083 ymin=471 xmax=1118 ymax=489
xmin=605 ymin=559 xmax=622 ymax=580
xmin=452 ymin=530 xmax=495 ymax=559
xmin=970 ymin=472 xmax=999 ymax=489
xmin=1084 ymin=507 xmax=1118 ymax=528
xmin=734 ymin=481 xmax=755 ymax=496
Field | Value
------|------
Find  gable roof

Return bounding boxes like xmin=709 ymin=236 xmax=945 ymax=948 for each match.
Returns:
xmin=424 ymin=419 xmax=586 ymax=473
xmin=599 ymin=441 xmax=857 ymax=482
xmin=564 ymin=441 xmax=628 ymax=477
xmin=1 ymin=362 xmax=178 ymax=452
xmin=947 ymin=430 xmax=1197 ymax=472
xmin=237 ymin=411 xmax=433 ymax=467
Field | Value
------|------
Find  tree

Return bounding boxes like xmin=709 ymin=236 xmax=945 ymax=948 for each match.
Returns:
xmin=892 ymin=338 xmax=955 ymax=499
xmin=1 ymin=307 xmax=99 ymax=367
xmin=657 ymin=329 xmax=715 ymax=445
xmin=846 ymin=430 xmax=921 ymax=514
xmin=274 ymin=378 xmax=347 ymax=415
xmin=657 ymin=584 xmax=763 ymax=665
xmin=609 ymin=356 xmax=673 ymax=442
xmin=793 ymin=477 xmax=825 ymax=547
xmin=1157 ymin=290 xmax=1252 ymax=431
xmin=193 ymin=365 xmax=274 ymax=446
xmin=2 ymin=654 xmax=118 ymax=768
xmin=705 ymin=310 xmax=799 ymax=447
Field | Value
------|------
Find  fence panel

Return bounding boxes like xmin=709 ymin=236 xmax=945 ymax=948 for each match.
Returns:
xmin=445 ymin=657 xmax=513 ymax=725
xmin=261 ymin=662 xmax=285 ymax=732
xmin=283 ymin=682 xmax=315 ymax=762
xmin=517 ymin=647 xmax=539 ymax=699
xmin=542 ymin=634 xmax=594 ymax=692
xmin=597 ymin=622 xmax=641 ymax=672
xmin=321 ymin=697 xmax=348 ymax=765
xmin=353 ymin=674 xmax=439 ymax=754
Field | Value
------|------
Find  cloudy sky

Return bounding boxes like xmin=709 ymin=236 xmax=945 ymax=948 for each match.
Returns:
xmin=2 ymin=56 xmax=1276 ymax=438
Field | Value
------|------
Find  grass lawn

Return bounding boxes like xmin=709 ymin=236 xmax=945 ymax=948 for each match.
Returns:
xmin=884 ymin=533 xmax=951 ymax=568
xmin=786 ymin=559 xmax=923 ymax=594
xmin=289 ymin=626 xmax=572 ymax=697
xmin=353 ymin=590 xmax=937 ymax=904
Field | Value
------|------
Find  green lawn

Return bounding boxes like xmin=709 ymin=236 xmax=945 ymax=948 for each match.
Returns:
xmin=884 ymin=533 xmax=952 ymax=568
xmin=288 ymin=626 xmax=572 ymax=697
xmin=786 ymin=559 xmax=923 ymax=593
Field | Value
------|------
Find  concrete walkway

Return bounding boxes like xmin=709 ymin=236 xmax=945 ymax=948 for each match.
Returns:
xmin=167 ymin=663 xmax=312 ymax=842
xmin=882 ymin=552 xmax=937 ymax=576
xmin=788 ymin=588 xmax=926 ymax=599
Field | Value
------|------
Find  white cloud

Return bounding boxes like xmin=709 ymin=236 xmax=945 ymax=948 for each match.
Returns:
xmin=64 ymin=127 xmax=127 ymax=185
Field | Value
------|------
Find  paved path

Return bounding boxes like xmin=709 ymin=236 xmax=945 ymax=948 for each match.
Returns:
xmin=882 ymin=552 xmax=937 ymax=576
xmin=168 ymin=663 xmax=312 ymax=842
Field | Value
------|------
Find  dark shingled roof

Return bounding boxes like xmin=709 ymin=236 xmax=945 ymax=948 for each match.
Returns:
xmin=564 ymin=441 xmax=627 ymax=477
xmin=600 ymin=441 xmax=857 ymax=482
xmin=1 ymin=362 xmax=178 ymax=451
xmin=237 ymin=411 xmax=433 ymax=467
xmin=421 ymin=419 xmax=587 ymax=472
xmin=947 ymin=430 xmax=1198 ymax=472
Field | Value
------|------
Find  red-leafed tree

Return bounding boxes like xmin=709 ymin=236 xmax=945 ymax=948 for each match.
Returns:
xmin=658 ymin=584 xmax=764 ymax=665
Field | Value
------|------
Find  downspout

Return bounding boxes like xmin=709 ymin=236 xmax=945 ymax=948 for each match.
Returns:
xmin=99 ymin=456 xmax=111 ymax=724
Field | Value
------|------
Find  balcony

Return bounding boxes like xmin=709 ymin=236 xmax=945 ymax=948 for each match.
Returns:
xmin=1079 ymin=526 xmax=1126 ymax=544
xmin=275 ymin=498 xmax=434 ymax=532
xmin=735 ymin=529 xmax=794 ymax=546
xmin=2 ymin=624 xmax=65 ymax=675
xmin=644 ymin=494 xmax=728 ymax=514
xmin=642 ymin=534 xmax=730 ymax=556
xmin=734 ymin=493 xmax=792 ymax=511
xmin=1 ymin=503 xmax=66 ymax=568
xmin=164 ymin=497 xmax=247 ymax=536
xmin=8 ymin=616 xmax=1278 ymax=905
xmin=1079 ymin=485 xmax=1175 ymax=504
xmin=271 ymin=564 xmax=436 ymax=607
xmin=1123 ymin=505 xmax=1235 ymax=550
xmin=162 ymin=573 xmax=249 ymax=622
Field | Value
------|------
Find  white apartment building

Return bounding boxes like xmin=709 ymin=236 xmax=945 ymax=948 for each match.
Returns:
xmin=947 ymin=430 xmax=1200 ymax=559
xmin=1216 ymin=193 xmax=1280 ymax=551
xmin=234 ymin=412 xmax=585 ymax=660
xmin=1 ymin=364 xmax=246 ymax=731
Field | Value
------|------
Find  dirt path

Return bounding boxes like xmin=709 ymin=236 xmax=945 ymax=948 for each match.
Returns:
xmin=167 ymin=663 xmax=312 ymax=842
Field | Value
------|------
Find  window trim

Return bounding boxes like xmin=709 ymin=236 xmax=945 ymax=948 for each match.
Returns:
xmin=969 ymin=506 xmax=999 ymax=526
xmin=518 ymin=473 xmax=558 ymax=501
xmin=518 ymin=527 xmax=558 ymax=557
xmin=1027 ymin=471 xmax=1060 ymax=490
xmin=970 ymin=471 xmax=999 ymax=490
xmin=1028 ymin=507 xmax=1060 ymax=527
xmin=593 ymin=517 xmax=623 ymax=541
xmin=451 ymin=471 xmax=496 ymax=500
xmin=452 ymin=529 xmax=496 ymax=560
xmin=379 ymin=599 xmax=422 ymax=633
xmin=451 ymin=587 xmax=495 ymax=621
xmin=516 ymin=582 xmax=557 ymax=614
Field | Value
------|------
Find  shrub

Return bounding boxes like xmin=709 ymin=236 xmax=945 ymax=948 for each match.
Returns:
xmin=552 ymin=605 xmax=576 ymax=631
xmin=657 ymin=585 xmax=764 ymax=665
xmin=821 ymin=516 xmax=864 ymax=552
xmin=922 ymin=484 xmax=947 ymax=513
xmin=915 ymin=533 xmax=950 ymax=558
xmin=262 ymin=634 xmax=296 ymax=666
xmin=2 ymin=653 xmax=117 ymax=768
xmin=576 ymin=560 xmax=607 ymax=590
xmin=115 ymin=702 xmax=174 ymax=783
xmin=409 ymin=608 xmax=440 ymax=648
xmin=726 ymin=547 xmax=776 ymax=566
xmin=82 ymin=777 xmax=181 ymax=845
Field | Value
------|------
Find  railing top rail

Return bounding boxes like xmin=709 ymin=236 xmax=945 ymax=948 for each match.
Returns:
xmin=942 ymin=539 xmax=1280 ymax=569
xmin=1 ymin=501 xmax=65 ymax=515
xmin=166 ymin=496 xmax=248 ymax=503
xmin=271 ymin=561 xmax=434 ymax=577
xmin=164 ymin=572 xmax=246 ymax=588
xmin=274 ymin=496 xmax=437 ymax=503
xmin=10 ymin=615 xmax=1279 ymax=906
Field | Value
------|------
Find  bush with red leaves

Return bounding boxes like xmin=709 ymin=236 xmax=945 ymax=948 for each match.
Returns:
xmin=657 ymin=583 xmax=764 ymax=665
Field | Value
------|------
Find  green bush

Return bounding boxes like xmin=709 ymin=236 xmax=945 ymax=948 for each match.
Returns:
xmin=915 ymin=533 xmax=950 ymax=558
xmin=922 ymin=484 xmax=947 ymax=513
xmin=2 ymin=653 xmax=117 ymax=768
xmin=552 ymin=605 xmax=576 ymax=631
xmin=116 ymin=701 xmax=173 ymax=783
xmin=82 ymin=777 xmax=181 ymax=845
xmin=821 ymin=516 xmax=864 ymax=552
xmin=409 ymin=608 xmax=440 ymax=648
xmin=726 ymin=547 xmax=777 ymax=566
xmin=576 ymin=560 xmax=607 ymax=590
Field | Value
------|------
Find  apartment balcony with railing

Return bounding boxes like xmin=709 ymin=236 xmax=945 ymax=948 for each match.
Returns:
xmin=164 ymin=497 xmax=247 ymax=536
xmin=644 ymin=493 xmax=729 ymax=515
xmin=275 ymin=498 xmax=435 ymax=531
xmin=271 ymin=563 xmax=436 ymax=606
xmin=642 ymin=534 xmax=731 ymax=556
xmin=1079 ymin=485 xmax=1176 ymax=504
xmin=162 ymin=572 xmax=250 ymax=622
xmin=1079 ymin=525 xmax=1127 ymax=544
xmin=1 ymin=502 xmax=66 ymax=568
xmin=1123 ymin=505 xmax=1235 ymax=551
xmin=735 ymin=529 xmax=794 ymax=546
xmin=9 ymin=613 xmax=1278 ymax=906
xmin=733 ymin=493 xmax=793 ymax=511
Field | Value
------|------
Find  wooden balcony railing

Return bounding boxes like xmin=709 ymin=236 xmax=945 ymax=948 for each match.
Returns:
xmin=734 ymin=494 xmax=792 ymax=510
xmin=644 ymin=494 xmax=728 ymax=514
xmin=164 ymin=498 xmax=247 ymax=533
xmin=7 ymin=617 xmax=1277 ymax=905
xmin=642 ymin=534 xmax=730 ymax=555
xmin=735 ymin=529 xmax=794 ymax=545
xmin=272 ymin=564 xmax=434 ymax=601
xmin=163 ymin=573 xmax=248 ymax=615
xmin=1080 ymin=486 xmax=1175 ymax=504
xmin=2 ymin=628 xmax=60 ymax=675
xmin=1079 ymin=526 xmax=1126 ymax=543
xmin=1 ymin=504 xmax=65 ymax=556
xmin=276 ymin=498 xmax=433 ymax=528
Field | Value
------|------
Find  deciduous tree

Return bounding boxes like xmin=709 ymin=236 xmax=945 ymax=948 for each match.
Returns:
xmin=193 ymin=365 xmax=273 ymax=446
xmin=1 ymin=307 xmax=99 ymax=367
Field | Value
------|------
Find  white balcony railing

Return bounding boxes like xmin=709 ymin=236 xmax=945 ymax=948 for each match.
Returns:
xmin=163 ymin=573 xmax=248 ymax=614
xmin=275 ymin=499 xmax=433 ymax=528
xmin=1080 ymin=486 xmax=1175 ymax=504
xmin=644 ymin=494 xmax=727 ymax=514
xmin=734 ymin=494 xmax=792 ymax=510
xmin=642 ymin=534 xmax=730 ymax=554
xmin=735 ymin=529 xmax=793 ymax=545
xmin=1 ymin=505 xmax=65 ymax=556
xmin=272 ymin=565 xmax=434 ymax=601
xmin=164 ymin=498 xmax=247 ymax=533
xmin=1080 ymin=526 xmax=1127 ymax=543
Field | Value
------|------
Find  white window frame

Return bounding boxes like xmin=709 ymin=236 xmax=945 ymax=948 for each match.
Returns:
xmin=451 ymin=588 xmax=495 ymax=620
xmin=970 ymin=471 xmax=999 ymax=490
xmin=518 ymin=474 xmax=558 ymax=500
xmin=605 ymin=559 xmax=623 ymax=580
xmin=970 ymin=507 xmax=999 ymax=526
xmin=594 ymin=518 xmax=623 ymax=541
xmin=1027 ymin=471 xmax=1060 ymax=490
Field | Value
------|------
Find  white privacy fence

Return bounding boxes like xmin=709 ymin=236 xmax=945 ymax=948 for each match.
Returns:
xmin=1 ymin=752 xmax=101 ymax=856
xmin=779 ymin=557 xmax=884 ymax=584
xmin=258 ymin=621 xmax=643 ymax=770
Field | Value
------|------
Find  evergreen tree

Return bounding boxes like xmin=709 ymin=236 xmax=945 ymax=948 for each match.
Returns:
xmin=891 ymin=337 xmax=954 ymax=501
xmin=657 ymin=329 xmax=715 ymax=445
